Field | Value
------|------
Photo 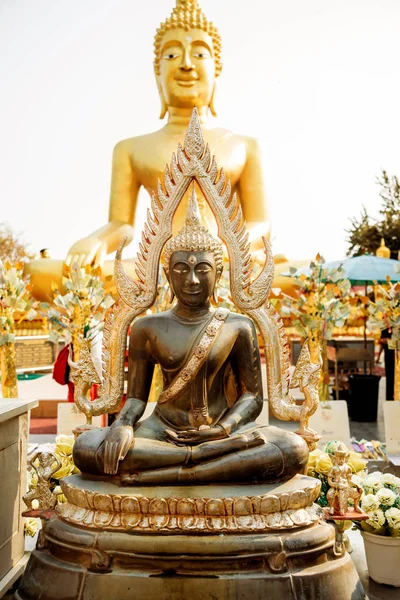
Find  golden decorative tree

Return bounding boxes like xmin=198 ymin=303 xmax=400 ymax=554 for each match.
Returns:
xmin=48 ymin=264 xmax=114 ymax=363
xmin=0 ymin=260 xmax=40 ymax=397
xmin=368 ymin=279 xmax=400 ymax=400
xmin=277 ymin=255 xmax=351 ymax=400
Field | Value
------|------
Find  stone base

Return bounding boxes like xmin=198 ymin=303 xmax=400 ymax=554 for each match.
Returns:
xmin=16 ymin=475 xmax=365 ymax=599
xmin=16 ymin=517 xmax=365 ymax=600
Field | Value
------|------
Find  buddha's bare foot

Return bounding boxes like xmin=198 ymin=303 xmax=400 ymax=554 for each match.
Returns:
xmin=246 ymin=430 xmax=267 ymax=448
xmin=192 ymin=429 xmax=266 ymax=464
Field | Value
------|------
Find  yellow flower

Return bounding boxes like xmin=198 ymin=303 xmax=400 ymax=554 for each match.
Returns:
xmin=53 ymin=486 xmax=67 ymax=504
xmin=347 ymin=451 xmax=367 ymax=473
xmin=55 ymin=434 xmax=74 ymax=456
xmin=24 ymin=518 xmax=39 ymax=537
xmin=52 ymin=455 xmax=74 ymax=480
xmin=315 ymin=452 xmax=333 ymax=476
xmin=307 ymin=449 xmax=321 ymax=475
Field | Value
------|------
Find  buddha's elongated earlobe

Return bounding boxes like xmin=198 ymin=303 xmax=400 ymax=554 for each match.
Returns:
xmin=163 ymin=266 xmax=175 ymax=303
xmin=212 ymin=287 xmax=219 ymax=305
xmin=212 ymin=275 xmax=221 ymax=305
xmin=157 ymin=79 xmax=168 ymax=119
xmin=209 ymin=82 xmax=217 ymax=117
xmin=159 ymin=91 xmax=168 ymax=119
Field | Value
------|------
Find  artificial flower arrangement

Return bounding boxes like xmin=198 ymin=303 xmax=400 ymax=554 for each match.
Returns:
xmin=275 ymin=255 xmax=351 ymax=399
xmin=356 ymin=471 xmax=400 ymax=537
xmin=0 ymin=260 xmax=43 ymax=397
xmin=368 ymin=279 xmax=400 ymax=400
xmin=48 ymin=264 xmax=114 ymax=357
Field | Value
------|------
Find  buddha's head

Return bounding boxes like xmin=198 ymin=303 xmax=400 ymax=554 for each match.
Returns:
xmin=164 ymin=189 xmax=223 ymax=307
xmin=154 ymin=0 xmax=222 ymax=118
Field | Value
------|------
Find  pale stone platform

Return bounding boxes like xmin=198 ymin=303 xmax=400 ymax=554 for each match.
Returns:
xmin=0 ymin=399 xmax=38 ymax=597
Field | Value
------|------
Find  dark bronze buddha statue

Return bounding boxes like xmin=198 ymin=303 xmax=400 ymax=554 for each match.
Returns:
xmin=17 ymin=110 xmax=365 ymax=600
xmin=73 ymin=195 xmax=308 ymax=485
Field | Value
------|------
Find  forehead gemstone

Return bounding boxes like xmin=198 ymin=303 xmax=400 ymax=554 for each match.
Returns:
xmin=186 ymin=36 xmax=192 ymax=42
xmin=188 ymin=255 xmax=197 ymax=265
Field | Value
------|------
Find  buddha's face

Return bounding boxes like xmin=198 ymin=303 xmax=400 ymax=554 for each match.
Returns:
xmin=169 ymin=250 xmax=217 ymax=307
xmin=157 ymin=28 xmax=216 ymax=110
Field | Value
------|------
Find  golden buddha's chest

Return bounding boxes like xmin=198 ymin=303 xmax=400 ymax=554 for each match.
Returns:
xmin=131 ymin=130 xmax=247 ymax=194
xmin=131 ymin=131 xmax=246 ymax=235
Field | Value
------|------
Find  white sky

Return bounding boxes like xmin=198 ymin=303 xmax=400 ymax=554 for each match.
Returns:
xmin=0 ymin=0 xmax=399 ymax=261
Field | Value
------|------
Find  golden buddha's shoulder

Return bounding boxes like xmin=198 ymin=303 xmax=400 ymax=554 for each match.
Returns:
xmin=112 ymin=133 xmax=157 ymax=155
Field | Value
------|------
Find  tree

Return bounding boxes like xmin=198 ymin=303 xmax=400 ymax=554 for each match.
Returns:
xmin=0 ymin=223 xmax=34 ymax=263
xmin=347 ymin=170 xmax=400 ymax=259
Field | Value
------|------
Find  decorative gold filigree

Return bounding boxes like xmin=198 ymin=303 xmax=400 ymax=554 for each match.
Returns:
xmin=23 ymin=451 xmax=61 ymax=512
xmin=70 ymin=108 xmax=322 ymax=442
xmin=59 ymin=476 xmax=320 ymax=533
xmin=158 ymin=307 xmax=229 ymax=405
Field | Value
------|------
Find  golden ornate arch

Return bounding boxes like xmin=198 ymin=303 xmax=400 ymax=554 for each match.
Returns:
xmin=70 ymin=109 xmax=321 ymax=446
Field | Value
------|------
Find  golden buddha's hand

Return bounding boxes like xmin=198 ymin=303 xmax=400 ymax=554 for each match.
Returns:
xmin=166 ymin=426 xmax=227 ymax=446
xmin=104 ymin=425 xmax=134 ymax=475
xmin=65 ymin=237 xmax=107 ymax=269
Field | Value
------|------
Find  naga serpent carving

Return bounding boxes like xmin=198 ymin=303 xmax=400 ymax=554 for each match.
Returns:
xmin=69 ymin=108 xmax=321 ymax=443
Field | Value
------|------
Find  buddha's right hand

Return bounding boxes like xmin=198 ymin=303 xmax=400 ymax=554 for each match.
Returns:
xmin=104 ymin=425 xmax=134 ymax=475
xmin=65 ymin=237 xmax=107 ymax=269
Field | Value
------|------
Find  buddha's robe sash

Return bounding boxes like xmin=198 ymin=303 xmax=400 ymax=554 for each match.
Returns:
xmin=158 ymin=308 xmax=230 ymax=427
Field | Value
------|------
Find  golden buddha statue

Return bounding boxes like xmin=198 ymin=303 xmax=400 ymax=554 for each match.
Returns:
xmin=25 ymin=0 xmax=295 ymax=301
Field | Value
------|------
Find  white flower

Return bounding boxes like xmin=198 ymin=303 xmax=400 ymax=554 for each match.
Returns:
xmin=364 ymin=473 xmax=384 ymax=492
xmin=376 ymin=488 xmax=397 ymax=507
xmin=381 ymin=473 xmax=400 ymax=489
xmin=365 ymin=508 xmax=386 ymax=530
xmin=386 ymin=507 xmax=400 ymax=531
xmin=361 ymin=494 xmax=380 ymax=513
xmin=351 ymin=474 xmax=364 ymax=488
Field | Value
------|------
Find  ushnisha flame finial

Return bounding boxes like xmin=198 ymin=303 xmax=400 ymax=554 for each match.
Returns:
xmin=163 ymin=185 xmax=223 ymax=275
xmin=186 ymin=184 xmax=202 ymax=225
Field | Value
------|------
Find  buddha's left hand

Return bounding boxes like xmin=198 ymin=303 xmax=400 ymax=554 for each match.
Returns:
xmin=166 ymin=426 xmax=227 ymax=445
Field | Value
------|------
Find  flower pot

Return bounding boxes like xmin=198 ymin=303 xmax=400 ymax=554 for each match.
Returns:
xmin=362 ymin=530 xmax=400 ymax=586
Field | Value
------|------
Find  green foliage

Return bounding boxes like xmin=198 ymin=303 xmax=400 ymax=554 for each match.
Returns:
xmin=347 ymin=170 xmax=400 ymax=258
xmin=0 ymin=223 xmax=34 ymax=263
xmin=368 ymin=281 xmax=400 ymax=347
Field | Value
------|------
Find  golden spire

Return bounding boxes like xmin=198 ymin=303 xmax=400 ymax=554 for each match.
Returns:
xmin=154 ymin=0 xmax=222 ymax=76
xmin=163 ymin=186 xmax=223 ymax=274
xmin=376 ymin=238 xmax=391 ymax=259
